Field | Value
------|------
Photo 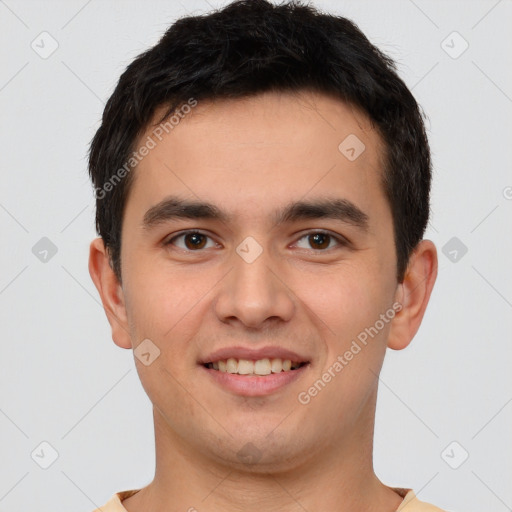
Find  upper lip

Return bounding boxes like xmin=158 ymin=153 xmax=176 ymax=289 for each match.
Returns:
xmin=198 ymin=346 xmax=310 ymax=364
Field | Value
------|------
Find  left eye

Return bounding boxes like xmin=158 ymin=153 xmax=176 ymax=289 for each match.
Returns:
xmin=295 ymin=232 xmax=344 ymax=251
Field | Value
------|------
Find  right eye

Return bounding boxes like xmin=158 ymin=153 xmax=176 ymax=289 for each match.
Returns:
xmin=165 ymin=230 xmax=218 ymax=251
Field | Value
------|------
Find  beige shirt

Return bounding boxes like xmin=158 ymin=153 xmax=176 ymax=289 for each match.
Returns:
xmin=92 ymin=487 xmax=447 ymax=511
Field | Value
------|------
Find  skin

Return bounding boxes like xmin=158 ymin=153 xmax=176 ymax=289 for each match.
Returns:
xmin=89 ymin=90 xmax=437 ymax=512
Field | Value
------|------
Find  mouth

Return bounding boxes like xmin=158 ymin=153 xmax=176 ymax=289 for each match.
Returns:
xmin=200 ymin=357 xmax=311 ymax=397
xmin=198 ymin=346 xmax=312 ymax=396
xmin=203 ymin=358 xmax=309 ymax=376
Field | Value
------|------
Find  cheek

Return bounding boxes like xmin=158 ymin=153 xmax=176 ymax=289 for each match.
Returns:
xmin=122 ymin=256 xmax=220 ymax=345
xmin=297 ymin=263 xmax=396 ymax=383
xmin=299 ymin=264 xmax=389 ymax=328
xmin=297 ymin=275 xmax=392 ymax=432
xmin=122 ymin=268 xmax=206 ymax=415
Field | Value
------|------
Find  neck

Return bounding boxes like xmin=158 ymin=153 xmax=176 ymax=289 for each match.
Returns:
xmin=122 ymin=390 xmax=403 ymax=512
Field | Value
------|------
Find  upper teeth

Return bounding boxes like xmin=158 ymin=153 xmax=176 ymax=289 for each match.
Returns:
xmin=208 ymin=358 xmax=302 ymax=375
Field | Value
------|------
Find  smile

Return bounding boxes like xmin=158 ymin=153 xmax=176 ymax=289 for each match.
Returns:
xmin=204 ymin=357 xmax=308 ymax=376
xmin=201 ymin=359 xmax=310 ymax=397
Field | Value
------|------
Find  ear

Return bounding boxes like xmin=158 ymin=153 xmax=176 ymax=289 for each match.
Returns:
xmin=387 ymin=239 xmax=438 ymax=351
xmin=88 ymin=237 xmax=132 ymax=349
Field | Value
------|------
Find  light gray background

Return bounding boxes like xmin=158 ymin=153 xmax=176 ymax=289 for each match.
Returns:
xmin=1 ymin=1 xmax=511 ymax=511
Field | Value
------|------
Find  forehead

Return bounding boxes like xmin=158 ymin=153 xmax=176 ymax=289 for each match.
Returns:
xmin=127 ymin=90 xmax=387 ymax=225
xmin=146 ymin=90 xmax=382 ymax=159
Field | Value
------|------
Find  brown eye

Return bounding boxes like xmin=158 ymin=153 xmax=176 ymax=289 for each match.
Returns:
xmin=295 ymin=231 xmax=346 ymax=251
xmin=184 ymin=233 xmax=207 ymax=250
xmin=166 ymin=231 xmax=215 ymax=251
xmin=308 ymin=233 xmax=331 ymax=250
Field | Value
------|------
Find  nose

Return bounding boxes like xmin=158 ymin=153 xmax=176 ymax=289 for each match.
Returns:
xmin=213 ymin=243 xmax=295 ymax=329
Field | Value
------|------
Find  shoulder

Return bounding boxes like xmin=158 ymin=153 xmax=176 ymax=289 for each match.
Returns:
xmin=395 ymin=489 xmax=449 ymax=512
xmin=90 ymin=489 xmax=141 ymax=512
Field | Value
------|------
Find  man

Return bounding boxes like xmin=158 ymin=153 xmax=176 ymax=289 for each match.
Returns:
xmin=88 ymin=0 xmax=443 ymax=510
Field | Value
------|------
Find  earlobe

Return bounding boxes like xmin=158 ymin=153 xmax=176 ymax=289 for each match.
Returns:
xmin=387 ymin=239 xmax=438 ymax=351
xmin=88 ymin=238 xmax=132 ymax=349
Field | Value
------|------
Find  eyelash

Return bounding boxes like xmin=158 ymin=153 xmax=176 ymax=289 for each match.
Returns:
xmin=165 ymin=230 xmax=349 ymax=252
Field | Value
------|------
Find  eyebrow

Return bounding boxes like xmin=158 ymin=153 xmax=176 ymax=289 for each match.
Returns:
xmin=142 ymin=195 xmax=369 ymax=231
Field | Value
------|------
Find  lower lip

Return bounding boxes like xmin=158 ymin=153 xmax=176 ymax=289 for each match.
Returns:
xmin=200 ymin=364 xmax=310 ymax=397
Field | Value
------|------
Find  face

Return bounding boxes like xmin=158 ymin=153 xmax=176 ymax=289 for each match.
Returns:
xmin=111 ymin=91 xmax=403 ymax=470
